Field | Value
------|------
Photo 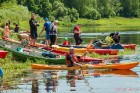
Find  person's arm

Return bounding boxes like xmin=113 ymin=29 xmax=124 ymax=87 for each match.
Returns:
xmin=39 ymin=26 xmax=45 ymax=36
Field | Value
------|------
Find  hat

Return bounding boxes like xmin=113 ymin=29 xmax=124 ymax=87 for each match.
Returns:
xmin=64 ymin=38 xmax=68 ymax=40
xmin=54 ymin=20 xmax=58 ymax=23
xmin=70 ymin=47 xmax=74 ymax=50
xmin=45 ymin=18 xmax=48 ymax=21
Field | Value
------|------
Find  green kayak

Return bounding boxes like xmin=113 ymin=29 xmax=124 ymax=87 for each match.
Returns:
xmin=0 ymin=39 xmax=66 ymax=64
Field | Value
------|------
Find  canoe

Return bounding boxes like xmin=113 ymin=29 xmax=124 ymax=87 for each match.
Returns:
xmin=52 ymin=45 xmax=119 ymax=55
xmin=0 ymin=39 xmax=65 ymax=64
xmin=31 ymin=62 xmax=139 ymax=70
xmin=0 ymin=50 xmax=8 ymax=59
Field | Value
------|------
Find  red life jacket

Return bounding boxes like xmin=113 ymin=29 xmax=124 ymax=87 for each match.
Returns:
xmin=63 ymin=41 xmax=70 ymax=45
xmin=66 ymin=53 xmax=78 ymax=65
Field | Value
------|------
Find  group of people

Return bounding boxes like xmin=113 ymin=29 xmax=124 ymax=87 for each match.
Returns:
xmin=92 ymin=32 xmax=121 ymax=49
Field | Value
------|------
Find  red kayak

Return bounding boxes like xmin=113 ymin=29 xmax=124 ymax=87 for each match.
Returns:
xmin=89 ymin=49 xmax=119 ymax=55
xmin=44 ymin=48 xmax=103 ymax=63
xmin=0 ymin=50 xmax=8 ymax=59
xmin=122 ymin=44 xmax=136 ymax=50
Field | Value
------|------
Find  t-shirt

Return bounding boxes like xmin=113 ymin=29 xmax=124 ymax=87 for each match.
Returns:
xmin=74 ymin=26 xmax=80 ymax=35
xmin=29 ymin=18 xmax=38 ymax=32
xmin=44 ymin=21 xmax=51 ymax=34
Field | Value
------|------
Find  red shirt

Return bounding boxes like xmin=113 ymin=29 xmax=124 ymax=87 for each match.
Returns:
xmin=74 ymin=26 xmax=80 ymax=35
xmin=63 ymin=41 xmax=70 ymax=45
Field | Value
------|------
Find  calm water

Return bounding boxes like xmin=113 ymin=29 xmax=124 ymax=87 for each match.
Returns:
xmin=2 ymin=31 xmax=140 ymax=93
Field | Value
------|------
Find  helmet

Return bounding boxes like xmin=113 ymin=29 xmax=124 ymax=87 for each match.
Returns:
xmin=70 ymin=47 xmax=74 ymax=50
xmin=64 ymin=38 xmax=68 ymax=40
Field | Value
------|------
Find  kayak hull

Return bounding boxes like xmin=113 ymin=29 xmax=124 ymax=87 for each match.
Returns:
xmin=0 ymin=50 xmax=8 ymax=59
xmin=31 ymin=62 xmax=139 ymax=70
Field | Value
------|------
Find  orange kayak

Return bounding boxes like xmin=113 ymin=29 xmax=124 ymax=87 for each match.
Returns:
xmin=31 ymin=62 xmax=139 ymax=70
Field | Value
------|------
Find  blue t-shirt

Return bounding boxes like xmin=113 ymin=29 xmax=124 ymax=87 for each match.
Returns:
xmin=44 ymin=21 xmax=51 ymax=34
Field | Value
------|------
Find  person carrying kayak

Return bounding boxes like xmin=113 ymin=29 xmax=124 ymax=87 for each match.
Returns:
xmin=39 ymin=18 xmax=51 ymax=48
xmin=66 ymin=47 xmax=78 ymax=67
xmin=74 ymin=24 xmax=83 ymax=46
xmin=62 ymin=38 xmax=70 ymax=46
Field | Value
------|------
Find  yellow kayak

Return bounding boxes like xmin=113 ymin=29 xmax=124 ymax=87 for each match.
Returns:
xmin=31 ymin=62 xmax=139 ymax=70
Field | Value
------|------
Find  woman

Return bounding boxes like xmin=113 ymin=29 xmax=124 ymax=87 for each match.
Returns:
xmin=4 ymin=22 xmax=9 ymax=38
xmin=50 ymin=20 xmax=58 ymax=46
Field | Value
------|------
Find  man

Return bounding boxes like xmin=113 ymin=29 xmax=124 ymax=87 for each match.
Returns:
xmin=66 ymin=47 xmax=78 ymax=67
xmin=74 ymin=24 xmax=83 ymax=45
xmin=39 ymin=18 xmax=51 ymax=48
xmin=29 ymin=13 xmax=39 ymax=46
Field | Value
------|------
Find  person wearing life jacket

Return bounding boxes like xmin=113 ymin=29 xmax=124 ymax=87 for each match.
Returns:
xmin=63 ymin=38 xmax=70 ymax=46
xmin=73 ymin=24 xmax=83 ymax=46
xmin=66 ymin=47 xmax=78 ymax=67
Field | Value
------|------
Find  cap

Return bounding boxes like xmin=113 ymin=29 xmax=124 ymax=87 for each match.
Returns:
xmin=70 ymin=47 xmax=74 ymax=50
xmin=54 ymin=20 xmax=58 ymax=23
xmin=64 ymin=38 xmax=68 ymax=40
xmin=45 ymin=18 xmax=48 ymax=21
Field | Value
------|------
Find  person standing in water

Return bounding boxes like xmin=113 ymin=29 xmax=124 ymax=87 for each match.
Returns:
xmin=29 ymin=13 xmax=39 ymax=46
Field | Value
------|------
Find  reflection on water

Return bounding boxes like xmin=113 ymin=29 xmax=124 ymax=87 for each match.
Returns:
xmin=1 ymin=69 xmax=140 ymax=93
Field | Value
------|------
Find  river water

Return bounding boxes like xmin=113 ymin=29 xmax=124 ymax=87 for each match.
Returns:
xmin=2 ymin=31 xmax=140 ymax=93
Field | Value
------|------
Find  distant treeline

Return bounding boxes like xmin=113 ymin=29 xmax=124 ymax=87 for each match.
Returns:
xmin=1 ymin=0 xmax=140 ymax=22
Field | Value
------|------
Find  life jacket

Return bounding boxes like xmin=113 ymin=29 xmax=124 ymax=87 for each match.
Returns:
xmin=63 ymin=41 xmax=70 ymax=45
xmin=66 ymin=53 xmax=78 ymax=65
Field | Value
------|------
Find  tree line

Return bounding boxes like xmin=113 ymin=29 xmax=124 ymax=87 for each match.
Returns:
xmin=1 ymin=0 xmax=140 ymax=22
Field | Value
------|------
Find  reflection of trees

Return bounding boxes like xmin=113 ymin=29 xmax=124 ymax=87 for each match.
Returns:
xmin=43 ymin=71 xmax=59 ymax=93
xmin=32 ymin=79 xmax=38 ymax=93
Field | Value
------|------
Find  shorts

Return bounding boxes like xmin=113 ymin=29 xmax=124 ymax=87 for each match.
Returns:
xmin=30 ymin=31 xmax=38 ymax=39
xmin=46 ymin=33 xmax=50 ymax=40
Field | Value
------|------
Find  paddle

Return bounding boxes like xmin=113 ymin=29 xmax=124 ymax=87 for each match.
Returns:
xmin=86 ymin=39 xmax=94 ymax=51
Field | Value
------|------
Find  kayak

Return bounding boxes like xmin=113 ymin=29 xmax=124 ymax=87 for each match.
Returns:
xmin=44 ymin=48 xmax=103 ymax=63
xmin=31 ymin=62 xmax=139 ymax=70
xmin=59 ymin=44 xmax=136 ymax=50
xmin=52 ymin=45 xmax=119 ymax=55
xmin=122 ymin=44 xmax=136 ymax=50
xmin=0 ymin=50 xmax=8 ymax=59
xmin=0 ymin=39 xmax=65 ymax=64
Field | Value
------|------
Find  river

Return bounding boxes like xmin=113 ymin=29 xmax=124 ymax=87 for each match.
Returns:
xmin=1 ymin=31 xmax=140 ymax=93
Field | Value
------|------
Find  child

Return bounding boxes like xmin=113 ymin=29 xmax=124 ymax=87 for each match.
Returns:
xmin=3 ymin=23 xmax=9 ymax=38
xmin=63 ymin=38 xmax=70 ymax=46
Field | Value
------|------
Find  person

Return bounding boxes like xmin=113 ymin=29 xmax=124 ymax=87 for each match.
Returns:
xmin=105 ymin=32 xmax=114 ymax=45
xmin=3 ymin=22 xmax=10 ymax=38
xmin=14 ymin=24 xmax=19 ymax=33
xmin=62 ymin=38 xmax=70 ymax=46
xmin=66 ymin=47 xmax=78 ymax=67
xmin=29 ymin=13 xmax=39 ymax=46
xmin=50 ymin=20 xmax=58 ymax=46
xmin=92 ymin=39 xmax=104 ymax=49
xmin=39 ymin=18 xmax=51 ymax=48
xmin=73 ymin=24 xmax=83 ymax=46
xmin=17 ymin=31 xmax=30 ymax=45
xmin=113 ymin=32 xmax=120 ymax=44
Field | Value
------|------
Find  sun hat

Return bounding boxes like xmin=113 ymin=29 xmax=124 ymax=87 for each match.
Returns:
xmin=54 ymin=20 xmax=58 ymax=23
